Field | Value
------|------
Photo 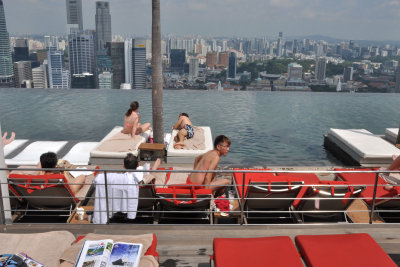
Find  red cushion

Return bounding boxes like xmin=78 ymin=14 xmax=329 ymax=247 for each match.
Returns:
xmin=144 ymin=233 xmax=159 ymax=260
xmin=156 ymin=188 xmax=212 ymax=195
xmin=213 ymin=236 xmax=303 ymax=267
xmin=295 ymin=233 xmax=397 ymax=267
xmin=335 ymin=168 xmax=397 ymax=205
xmin=233 ymin=169 xmax=275 ymax=198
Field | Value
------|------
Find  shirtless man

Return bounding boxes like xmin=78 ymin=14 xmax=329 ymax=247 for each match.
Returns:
xmin=187 ymin=135 xmax=231 ymax=192
xmin=173 ymin=113 xmax=194 ymax=149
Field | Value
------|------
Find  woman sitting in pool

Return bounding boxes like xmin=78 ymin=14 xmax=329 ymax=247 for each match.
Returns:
xmin=122 ymin=101 xmax=151 ymax=137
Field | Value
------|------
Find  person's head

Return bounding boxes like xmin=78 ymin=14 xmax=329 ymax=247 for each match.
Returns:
xmin=180 ymin=113 xmax=189 ymax=118
xmin=214 ymin=135 xmax=231 ymax=156
xmin=40 ymin=152 xmax=58 ymax=169
xmin=125 ymin=101 xmax=139 ymax=116
xmin=124 ymin=153 xmax=139 ymax=170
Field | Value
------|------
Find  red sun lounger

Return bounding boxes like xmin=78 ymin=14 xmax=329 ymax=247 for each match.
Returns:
xmin=212 ymin=236 xmax=303 ymax=267
xmin=295 ymin=233 xmax=397 ymax=267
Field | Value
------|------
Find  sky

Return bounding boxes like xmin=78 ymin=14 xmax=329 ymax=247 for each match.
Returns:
xmin=3 ymin=0 xmax=400 ymax=40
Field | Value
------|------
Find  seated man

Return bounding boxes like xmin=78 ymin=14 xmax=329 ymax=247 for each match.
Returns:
xmin=123 ymin=153 xmax=161 ymax=180
xmin=173 ymin=113 xmax=194 ymax=149
xmin=187 ymin=135 xmax=231 ymax=192
xmin=38 ymin=152 xmax=87 ymax=195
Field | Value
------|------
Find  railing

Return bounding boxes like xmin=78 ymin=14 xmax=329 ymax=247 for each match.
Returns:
xmin=0 ymin=167 xmax=400 ymax=225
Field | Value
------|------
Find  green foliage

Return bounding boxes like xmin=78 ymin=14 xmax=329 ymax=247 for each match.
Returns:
xmin=325 ymin=61 xmax=352 ymax=76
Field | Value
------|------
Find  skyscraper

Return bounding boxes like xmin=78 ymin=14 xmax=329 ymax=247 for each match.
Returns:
xmin=189 ymin=57 xmax=199 ymax=79
xmin=277 ymin=32 xmax=283 ymax=57
xmin=68 ymin=30 xmax=95 ymax=76
xmin=132 ymin=39 xmax=146 ymax=90
xmin=288 ymin=63 xmax=303 ymax=81
xmin=343 ymin=67 xmax=353 ymax=82
xmin=95 ymin=1 xmax=111 ymax=52
xmin=14 ymin=38 xmax=29 ymax=62
xmin=13 ymin=61 xmax=32 ymax=88
xmin=395 ymin=62 xmax=400 ymax=93
xmin=315 ymin=57 xmax=326 ymax=82
xmin=170 ymin=49 xmax=186 ymax=73
xmin=66 ymin=0 xmax=83 ymax=33
xmin=32 ymin=65 xmax=48 ymax=88
xmin=47 ymin=46 xmax=70 ymax=88
xmin=206 ymin=52 xmax=217 ymax=68
xmin=228 ymin=52 xmax=237 ymax=78
xmin=106 ymin=42 xmax=125 ymax=89
xmin=0 ymin=0 xmax=14 ymax=88
xmin=124 ymin=38 xmax=133 ymax=85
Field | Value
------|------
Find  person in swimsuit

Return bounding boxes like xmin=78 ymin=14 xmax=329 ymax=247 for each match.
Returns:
xmin=187 ymin=135 xmax=231 ymax=193
xmin=173 ymin=113 xmax=194 ymax=149
xmin=122 ymin=101 xmax=151 ymax=137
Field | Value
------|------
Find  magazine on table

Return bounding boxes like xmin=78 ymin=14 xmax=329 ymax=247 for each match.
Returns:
xmin=0 ymin=252 xmax=43 ymax=267
xmin=74 ymin=239 xmax=143 ymax=267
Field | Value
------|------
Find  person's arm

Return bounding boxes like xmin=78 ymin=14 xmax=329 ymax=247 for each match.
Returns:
xmin=131 ymin=116 xmax=139 ymax=137
xmin=388 ymin=155 xmax=400 ymax=170
xmin=173 ymin=117 xmax=183 ymax=130
xmin=204 ymin=157 xmax=219 ymax=187
xmin=193 ymin=154 xmax=203 ymax=169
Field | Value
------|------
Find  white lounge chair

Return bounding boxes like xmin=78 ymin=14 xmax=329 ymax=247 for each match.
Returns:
xmin=62 ymin=142 xmax=99 ymax=165
xmin=3 ymin=139 xmax=28 ymax=157
xmin=167 ymin=126 xmax=213 ymax=163
xmin=385 ymin=128 xmax=399 ymax=144
xmin=326 ymin=128 xmax=400 ymax=166
xmin=5 ymin=141 xmax=68 ymax=166
xmin=90 ymin=126 xmax=151 ymax=165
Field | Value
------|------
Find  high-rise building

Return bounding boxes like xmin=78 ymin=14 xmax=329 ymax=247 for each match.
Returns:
xmin=395 ymin=62 xmax=400 ymax=93
xmin=124 ymin=39 xmax=133 ymax=85
xmin=315 ymin=57 xmax=326 ymax=82
xmin=14 ymin=38 xmax=29 ymax=62
xmin=106 ymin=42 xmax=125 ymax=89
xmin=95 ymin=1 xmax=111 ymax=52
xmin=206 ymin=52 xmax=217 ymax=68
xmin=170 ymin=49 xmax=186 ymax=73
xmin=228 ymin=52 xmax=237 ymax=78
xmin=98 ymin=71 xmax=113 ymax=89
xmin=277 ymin=32 xmax=283 ymax=57
xmin=68 ymin=30 xmax=95 ymax=76
xmin=47 ymin=46 xmax=70 ymax=88
xmin=288 ymin=63 xmax=303 ymax=81
xmin=218 ymin=52 xmax=229 ymax=67
xmin=66 ymin=0 xmax=83 ymax=33
xmin=132 ymin=39 xmax=146 ymax=90
xmin=0 ymin=0 xmax=14 ymax=88
xmin=32 ymin=65 xmax=48 ymax=88
xmin=71 ymin=72 xmax=95 ymax=89
xmin=13 ymin=61 xmax=32 ymax=88
xmin=343 ymin=66 xmax=354 ymax=82
xmin=189 ymin=57 xmax=199 ymax=79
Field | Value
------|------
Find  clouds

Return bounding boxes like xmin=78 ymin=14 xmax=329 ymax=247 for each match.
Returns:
xmin=2 ymin=0 xmax=400 ymax=40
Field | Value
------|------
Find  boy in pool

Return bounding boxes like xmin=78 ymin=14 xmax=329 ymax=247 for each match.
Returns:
xmin=173 ymin=113 xmax=194 ymax=149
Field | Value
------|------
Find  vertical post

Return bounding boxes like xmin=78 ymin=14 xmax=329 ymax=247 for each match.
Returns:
xmin=0 ymin=125 xmax=12 ymax=224
xmin=240 ymin=172 xmax=245 ymax=225
xmin=104 ymin=171 xmax=110 ymax=224
xmin=369 ymin=172 xmax=379 ymax=224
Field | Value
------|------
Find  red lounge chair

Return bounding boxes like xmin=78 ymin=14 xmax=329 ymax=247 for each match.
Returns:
xmin=294 ymin=181 xmax=365 ymax=222
xmin=295 ymin=233 xmax=397 ymax=267
xmin=156 ymin=185 xmax=213 ymax=223
xmin=211 ymin=236 xmax=303 ymax=267
xmin=335 ymin=168 xmax=399 ymax=207
xmin=232 ymin=168 xmax=276 ymax=199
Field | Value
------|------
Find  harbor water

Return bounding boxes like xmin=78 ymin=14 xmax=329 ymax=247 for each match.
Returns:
xmin=0 ymin=88 xmax=399 ymax=166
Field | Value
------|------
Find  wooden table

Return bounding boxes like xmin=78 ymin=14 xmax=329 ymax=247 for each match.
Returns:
xmin=213 ymin=199 xmax=243 ymax=224
xmin=138 ymin=143 xmax=165 ymax=161
xmin=68 ymin=206 xmax=94 ymax=224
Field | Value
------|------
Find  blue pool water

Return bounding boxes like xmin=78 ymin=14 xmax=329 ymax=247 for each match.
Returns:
xmin=0 ymin=88 xmax=399 ymax=166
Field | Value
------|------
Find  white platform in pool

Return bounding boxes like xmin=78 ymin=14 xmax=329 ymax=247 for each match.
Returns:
xmin=62 ymin=142 xmax=99 ymax=165
xmin=327 ymin=128 xmax=400 ymax=166
xmin=5 ymin=141 xmax=68 ymax=166
xmin=167 ymin=126 xmax=213 ymax=164
xmin=385 ymin=128 xmax=398 ymax=144
xmin=90 ymin=126 xmax=151 ymax=165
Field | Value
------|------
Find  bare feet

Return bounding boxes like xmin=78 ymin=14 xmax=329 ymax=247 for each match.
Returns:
xmin=2 ymin=132 xmax=15 ymax=146
xmin=174 ymin=142 xmax=186 ymax=149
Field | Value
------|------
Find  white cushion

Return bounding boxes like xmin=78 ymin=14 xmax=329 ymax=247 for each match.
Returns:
xmin=3 ymin=139 xmax=28 ymax=157
xmin=167 ymin=126 xmax=213 ymax=157
xmin=62 ymin=142 xmax=99 ymax=165
xmin=385 ymin=128 xmax=398 ymax=144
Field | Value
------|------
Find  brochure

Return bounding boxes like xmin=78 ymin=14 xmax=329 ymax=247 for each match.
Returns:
xmin=74 ymin=239 xmax=143 ymax=267
xmin=0 ymin=252 xmax=43 ymax=267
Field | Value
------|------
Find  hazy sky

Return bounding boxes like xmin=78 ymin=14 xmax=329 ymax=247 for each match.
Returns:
xmin=3 ymin=0 xmax=400 ymax=40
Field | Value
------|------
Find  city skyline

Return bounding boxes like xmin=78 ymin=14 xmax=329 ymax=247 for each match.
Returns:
xmin=2 ymin=0 xmax=400 ymax=41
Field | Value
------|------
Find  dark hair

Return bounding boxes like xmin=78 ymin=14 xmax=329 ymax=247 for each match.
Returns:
xmin=40 ymin=152 xmax=58 ymax=169
xmin=124 ymin=153 xmax=139 ymax=170
xmin=214 ymin=135 xmax=231 ymax=149
xmin=180 ymin=113 xmax=189 ymax=118
xmin=125 ymin=101 xmax=139 ymax=116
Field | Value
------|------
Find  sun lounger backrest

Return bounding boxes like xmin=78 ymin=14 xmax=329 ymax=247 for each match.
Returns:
xmin=156 ymin=187 xmax=212 ymax=210
xmin=297 ymin=181 xmax=365 ymax=212
xmin=8 ymin=173 xmax=78 ymax=209
xmin=138 ymin=178 xmax=156 ymax=210
xmin=246 ymin=180 xmax=303 ymax=211
xmin=233 ymin=168 xmax=275 ymax=198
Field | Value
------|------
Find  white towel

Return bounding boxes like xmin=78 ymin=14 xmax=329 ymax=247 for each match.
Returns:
xmin=93 ymin=172 xmax=142 ymax=224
